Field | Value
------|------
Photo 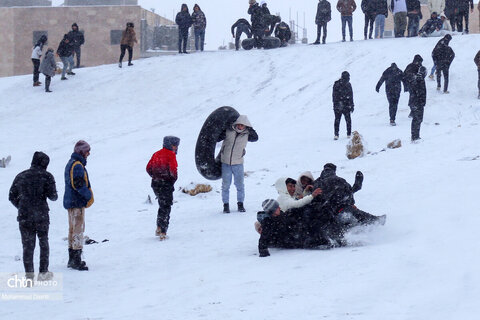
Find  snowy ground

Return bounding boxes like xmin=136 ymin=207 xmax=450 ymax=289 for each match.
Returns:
xmin=1 ymin=35 xmax=480 ymax=319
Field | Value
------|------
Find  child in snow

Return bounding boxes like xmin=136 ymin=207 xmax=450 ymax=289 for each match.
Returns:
xmin=147 ymin=136 xmax=180 ymax=240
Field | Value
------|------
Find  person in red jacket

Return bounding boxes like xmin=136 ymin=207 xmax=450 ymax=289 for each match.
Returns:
xmin=146 ymin=136 xmax=180 ymax=240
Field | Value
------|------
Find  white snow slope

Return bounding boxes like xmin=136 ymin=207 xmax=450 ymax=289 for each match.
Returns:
xmin=1 ymin=36 xmax=480 ymax=320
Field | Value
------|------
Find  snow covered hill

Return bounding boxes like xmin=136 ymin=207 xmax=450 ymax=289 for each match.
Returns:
xmin=1 ymin=35 xmax=480 ymax=320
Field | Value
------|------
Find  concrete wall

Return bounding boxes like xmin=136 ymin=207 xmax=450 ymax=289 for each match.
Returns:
xmin=0 ymin=6 xmax=174 ymax=77
xmin=0 ymin=0 xmax=51 ymax=6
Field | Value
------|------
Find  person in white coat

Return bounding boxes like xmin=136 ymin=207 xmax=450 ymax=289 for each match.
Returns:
xmin=428 ymin=0 xmax=445 ymax=15
xmin=31 ymin=35 xmax=47 ymax=87
xmin=275 ymin=177 xmax=322 ymax=211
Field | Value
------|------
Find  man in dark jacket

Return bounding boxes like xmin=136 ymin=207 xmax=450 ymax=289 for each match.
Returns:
xmin=432 ymin=34 xmax=455 ymax=93
xmin=64 ymin=140 xmax=93 ymax=271
xmin=376 ymin=63 xmax=405 ymax=125
xmin=455 ymin=0 xmax=474 ymax=33
xmin=146 ymin=136 xmax=180 ymax=240
xmin=406 ymin=0 xmax=422 ymax=37
xmin=274 ymin=21 xmax=291 ymax=46
xmin=231 ymin=18 xmax=252 ymax=50
xmin=444 ymin=0 xmax=457 ymax=31
xmin=176 ymin=4 xmax=193 ymax=54
xmin=257 ymin=199 xmax=304 ymax=257
xmin=57 ymin=34 xmax=75 ymax=80
xmin=419 ymin=12 xmax=443 ymax=36
xmin=332 ymin=71 xmax=354 ymax=140
xmin=404 ymin=56 xmax=427 ymax=141
xmin=361 ymin=0 xmax=376 ymax=39
xmin=9 ymin=152 xmax=58 ymax=282
xmin=67 ymin=23 xmax=84 ymax=68
xmin=248 ymin=0 xmax=267 ymax=48
xmin=475 ymin=50 xmax=480 ymax=99
xmin=313 ymin=0 xmax=332 ymax=44
xmin=373 ymin=0 xmax=388 ymax=38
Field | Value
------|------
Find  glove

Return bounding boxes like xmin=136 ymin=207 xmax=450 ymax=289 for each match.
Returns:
xmin=375 ymin=87 xmax=379 ymax=93
xmin=355 ymin=171 xmax=364 ymax=185
xmin=259 ymin=249 xmax=270 ymax=257
xmin=350 ymin=107 xmax=354 ymax=113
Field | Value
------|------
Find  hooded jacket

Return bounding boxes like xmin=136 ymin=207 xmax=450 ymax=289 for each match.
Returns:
xmin=191 ymin=4 xmax=207 ymax=30
xmin=333 ymin=72 xmax=354 ymax=112
xmin=219 ymin=115 xmax=258 ymax=165
xmin=312 ymin=164 xmax=355 ymax=213
xmin=57 ymin=34 xmax=74 ymax=57
xmin=39 ymin=49 xmax=56 ymax=77
xmin=432 ymin=35 xmax=455 ymax=69
xmin=9 ymin=152 xmax=58 ymax=225
xmin=274 ymin=22 xmax=292 ymax=41
xmin=121 ymin=26 xmax=137 ymax=47
xmin=176 ymin=4 xmax=193 ymax=32
xmin=376 ymin=63 xmax=405 ymax=98
xmin=275 ymin=177 xmax=314 ymax=211
xmin=316 ymin=0 xmax=332 ymax=24
xmin=294 ymin=171 xmax=315 ymax=198
xmin=68 ymin=23 xmax=85 ymax=48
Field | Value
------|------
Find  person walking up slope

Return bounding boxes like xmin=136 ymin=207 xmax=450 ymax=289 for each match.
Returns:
xmin=333 ymin=71 xmax=355 ymax=140
xmin=219 ymin=115 xmax=258 ymax=213
xmin=64 ymin=140 xmax=94 ymax=271
xmin=404 ymin=55 xmax=427 ymax=142
xmin=432 ymin=34 xmax=455 ymax=93
xmin=31 ymin=35 xmax=47 ymax=87
xmin=9 ymin=152 xmax=58 ymax=282
xmin=176 ymin=4 xmax=193 ymax=54
xmin=376 ymin=63 xmax=405 ymax=126
xmin=147 ymin=136 xmax=180 ymax=241
xmin=119 ymin=22 xmax=137 ymax=67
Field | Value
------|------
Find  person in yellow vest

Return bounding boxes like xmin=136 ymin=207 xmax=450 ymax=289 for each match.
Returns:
xmin=63 ymin=140 xmax=93 ymax=271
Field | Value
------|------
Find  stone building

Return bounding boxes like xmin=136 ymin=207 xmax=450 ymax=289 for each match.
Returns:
xmin=0 ymin=1 xmax=175 ymax=77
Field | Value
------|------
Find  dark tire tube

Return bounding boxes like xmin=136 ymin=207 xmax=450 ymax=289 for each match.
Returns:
xmin=195 ymin=106 xmax=240 ymax=180
xmin=241 ymin=38 xmax=255 ymax=50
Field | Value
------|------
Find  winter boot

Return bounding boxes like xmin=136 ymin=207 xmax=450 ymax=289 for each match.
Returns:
xmin=67 ymin=71 xmax=75 ymax=75
xmin=118 ymin=62 xmax=122 ymax=68
xmin=61 ymin=77 xmax=68 ymax=80
xmin=390 ymin=120 xmax=396 ymax=126
xmin=155 ymin=226 xmax=162 ymax=236
xmin=478 ymin=91 xmax=480 ymax=99
xmin=37 ymin=271 xmax=53 ymax=281
xmin=25 ymin=272 xmax=35 ymax=287
xmin=223 ymin=203 xmax=230 ymax=214
xmin=159 ymin=233 xmax=168 ymax=241
xmin=128 ymin=62 xmax=133 ymax=66
xmin=33 ymin=82 xmax=41 ymax=87
xmin=71 ymin=249 xmax=88 ymax=271
xmin=334 ymin=135 xmax=339 ymax=140
xmin=237 ymin=202 xmax=246 ymax=213
xmin=67 ymin=248 xmax=74 ymax=268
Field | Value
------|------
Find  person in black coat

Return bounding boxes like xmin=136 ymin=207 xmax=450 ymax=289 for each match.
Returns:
xmin=176 ymin=4 xmax=193 ymax=54
xmin=404 ymin=55 xmax=426 ymax=141
xmin=257 ymin=199 xmax=304 ymax=257
xmin=9 ymin=152 xmax=58 ymax=281
xmin=432 ymin=34 xmax=455 ymax=93
xmin=419 ymin=12 xmax=443 ymax=36
xmin=313 ymin=0 xmax=332 ymax=44
xmin=406 ymin=0 xmax=422 ymax=37
xmin=57 ymin=34 xmax=75 ymax=80
xmin=455 ymin=0 xmax=474 ymax=33
xmin=231 ymin=18 xmax=252 ymax=50
xmin=274 ymin=21 xmax=291 ymax=46
xmin=376 ymin=63 xmax=405 ymax=125
xmin=332 ymin=71 xmax=354 ymax=140
xmin=248 ymin=1 xmax=266 ymax=48
xmin=373 ymin=0 xmax=388 ymax=38
xmin=444 ymin=0 xmax=457 ymax=32
xmin=361 ymin=0 xmax=376 ymax=39
xmin=67 ymin=23 xmax=85 ymax=68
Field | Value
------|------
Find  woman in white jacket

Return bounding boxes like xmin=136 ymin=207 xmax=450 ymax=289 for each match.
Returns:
xmin=275 ymin=177 xmax=322 ymax=211
xmin=31 ymin=35 xmax=47 ymax=87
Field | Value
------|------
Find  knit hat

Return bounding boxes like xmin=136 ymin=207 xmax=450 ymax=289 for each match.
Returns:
xmin=341 ymin=71 xmax=350 ymax=81
xmin=72 ymin=23 xmax=78 ymax=29
xmin=163 ymin=136 xmax=180 ymax=153
xmin=74 ymin=140 xmax=90 ymax=157
xmin=262 ymin=199 xmax=279 ymax=214
xmin=413 ymin=54 xmax=423 ymax=63
xmin=323 ymin=163 xmax=337 ymax=171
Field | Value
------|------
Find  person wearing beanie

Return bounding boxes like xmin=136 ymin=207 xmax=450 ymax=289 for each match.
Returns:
xmin=31 ymin=35 xmax=48 ymax=87
xmin=176 ymin=4 xmax=193 ymax=54
xmin=275 ymin=177 xmax=322 ymax=211
xmin=432 ymin=34 xmax=455 ymax=93
xmin=332 ymin=71 xmax=355 ymax=140
xmin=9 ymin=152 xmax=58 ymax=282
xmin=404 ymin=55 xmax=426 ymax=141
xmin=146 ymin=136 xmax=180 ymax=240
xmin=119 ymin=22 xmax=137 ymax=67
xmin=248 ymin=0 xmax=266 ymax=48
xmin=376 ymin=62 xmax=405 ymax=126
xmin=57 ymin=34 xmax=75 ymax=80
xmin=67 ymin=23 xmax=85 ymax=68
xmin=219 ymin=115 xmax=258 ymax=213
xmin=63 ymin=140 xmax=93 ymax=271
xmin=39 ymin=47 xmax=56 ymax=93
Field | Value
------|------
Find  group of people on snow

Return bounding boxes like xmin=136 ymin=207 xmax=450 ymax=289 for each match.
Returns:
xmin=255 ymin=164 xmax=386 ymax=257
xmin=175 ymin=3 xmax=207 ymax=53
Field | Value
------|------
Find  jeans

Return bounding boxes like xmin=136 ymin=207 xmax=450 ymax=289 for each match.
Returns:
xmin=194 ymin=28 xmax=205 ymax=51
xmin=364 ymin=14 xmax=375 ymax=38
xmin=32 ymin=58 xmax=40 ymax=83
xmin=407 ymin=16 xmax=420 ymax=37
xmin=45 ymin=75 xmax=51 ymax=91
xmin=235 ymin=25 xmax=252 ymax=50
xmin=394 ymin=12 xmax=407 ymax=37
xmin=334 ymin=109 xmax=352 ymax=136
xmin=68 ymin=208 xmax=85 ymax=250
xmin=316 ymin=22 xmax=328 ymax=43
xmin=341 ymin=16 xmax=353 ymax=40
xmin=456 ymin=10 xmax=469 ymax=33
xmin=60 ymin=55 xmax=74 ymax=78
xmin=19 ymin=223 xmax=49 ymax=273
xmin=411 ymin=105 xmax=424 ymax=140
xmin=387 ymin=92 xmax=400 ymax=121
xmin=436 ymin=66 xmax=450 ymax=92
xmin=374 ymin=15 xmax=385 ymax=38
xmin=119 ymin=44 xmax=133 ymax=63
xmin=73 ymin=46 xmax=81 ymax=67
xmin=221 ymin=163 xmax=245 ymax=204
xmin=178 ymin=29 xmax=189 ymax=52
xmin=430 ymin=64 xmax=436 ymax=76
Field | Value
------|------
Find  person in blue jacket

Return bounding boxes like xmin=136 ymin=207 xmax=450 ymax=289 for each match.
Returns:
xmin=64 ymin=140 xmax=94 ymax=271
